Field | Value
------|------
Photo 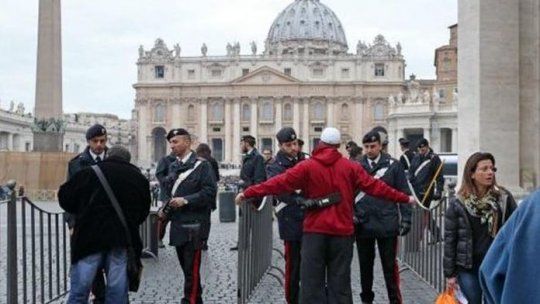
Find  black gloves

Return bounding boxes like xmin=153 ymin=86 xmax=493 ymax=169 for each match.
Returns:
xmin=399 ymin=222 xmax=411 ymax=236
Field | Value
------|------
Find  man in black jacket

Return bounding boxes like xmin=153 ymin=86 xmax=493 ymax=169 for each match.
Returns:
xmin=398 ymin=138 xmax=415 ymax=172
xmin=160 ymin=128 xmax=217 ymax=304
xmin=354 ymin=131 xmax=411 ymax=304
xmin=266 ymin=127 xmax=305 ymax=304
xmin=59 ymin=145 xmax=151 ymax=304
xmin=65 ymin=123 xmax=108 ymax=303
xmin=409 ymin=138 xmax=444 ymax=242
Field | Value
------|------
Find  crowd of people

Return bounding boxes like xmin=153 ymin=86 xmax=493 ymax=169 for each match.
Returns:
xmin=59 ymin=123 xmax=536 ymax=304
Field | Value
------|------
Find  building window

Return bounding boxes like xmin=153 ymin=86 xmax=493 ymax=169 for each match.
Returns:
xmin=341 ymin=103 xmax=350 ymax=120
xmin=187 ymin=69 xmax=195 ymax=79
xmin=439 ymin=89 xmax=445 ymax=98
xmin=25 ymin=142 xmax=31 ymax=152
xmin=242 ymin=69 xmax=249 ymax=76
xmin=374 ymin=64 xmax=385 ymax=77
xmin=154 ymin=104 xmax=165 ymax=123
xmin=312 ymin=68 xmax=325 ymax=78
xmin=65 ymin=144 xmax=70 ymax=152
xmin=211 ymin=103 xmax=224 ymax=121
xmin=283 ymin=103 xmax=293 ymax=121
xmin=312 ymin=138 xmax=320 ymax=148
xmin=284 ymin=68 xmax=292 ymax=76
xmin=155 ymin=65 xmax=165 ymax=78
xmin=241 ymin=103 xmax=251 ymax=121
xmin=312 ymin=102 xmax=325 ymax=120
xmin=341 ymin=68 xmax=350 ymax=78
xmin=211 ymin=69 xmax=222 ymax=78
xmin=374 ymin=104 xmax=385 ymax=120
xmin=242 ymin=127 xmax=250 ymax=132
xmin=187 ymin=104 xmax=195 ymax=121
xmin=261 ymin=102 xmax=273 ymax=121
xmin=261 ymin=138 xmax=273 ymax=151
xmin=74 ymin=143 xmax=80 ymax=152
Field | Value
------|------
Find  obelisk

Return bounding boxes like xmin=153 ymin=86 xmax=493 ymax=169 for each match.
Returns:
xmin=33 ymin=0 xmax=64 ymax=151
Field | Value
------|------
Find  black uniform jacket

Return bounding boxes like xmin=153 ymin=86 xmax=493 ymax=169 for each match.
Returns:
xmin=399 ymin=150 xmax=415 ymax=171
xmin=240 ymin=149 xmax=266 ymax=187
xmin=58 ymin=156 xmax=151 ymax=263
xmin=266 ymin=151 xmax=304 ymax=241
xmin=409 ymin=149 xmax=444 ymax=204
xmin=165 ymin=152 xmax=217 ymax=246
xmin=64 ymin=146 xmax=106 ymax=228
xmin=354 ymin=153 xmax=411 ymax=238
xmin=443 ymin=189 xmax=517 ymax=278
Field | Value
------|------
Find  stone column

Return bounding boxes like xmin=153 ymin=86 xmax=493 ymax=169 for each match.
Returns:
xmin=137 ymin=100 xmax=149 ymax=166
xmin=7 ymin=133 xmax=13 ymax=151
xmin=458 ymin=0 xmax=520 ymax=189
xmin=452 ymin=128 xmax=458 ymax=153
xmin=224 ymin=98 xmax=232 ymax=162
xmin=352 ymin=97 xmax=364 ymax=143
xmin=327 ymin=97 xmax=335 ymax=126
xmin=293 ymin=97 xmax=301 ymax=134
xmin=171 ymin=98 xmax=181 ymax=128
xmin=274 ymin=97 xmax=283 ymax=152
xmin=233 ymin=98 xmax=241 ymax=164
xmin=302 ymin=98 xmax=310 ymax=152
xmin=250 ymin=97 xmax=258 ymax=139
xmin=199 ymin=98 xmax=208 ymax=144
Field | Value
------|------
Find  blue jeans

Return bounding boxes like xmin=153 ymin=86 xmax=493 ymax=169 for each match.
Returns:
xmin=68 ymin=248 xmax=128 ymax=304
xmin=458 ymin=269 xmax=482 ymax=304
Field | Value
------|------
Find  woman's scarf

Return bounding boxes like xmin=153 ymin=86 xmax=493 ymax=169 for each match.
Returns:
xmin=462 ymin=190 xmax=500 ymax=237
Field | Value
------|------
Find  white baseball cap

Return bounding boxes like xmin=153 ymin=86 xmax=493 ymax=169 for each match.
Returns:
xmin=320 ymin=127 xmax=341 ymax=145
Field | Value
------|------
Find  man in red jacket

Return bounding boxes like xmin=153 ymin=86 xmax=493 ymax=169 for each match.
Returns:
xmin=236 ymin=127 xmax=414 ymax=304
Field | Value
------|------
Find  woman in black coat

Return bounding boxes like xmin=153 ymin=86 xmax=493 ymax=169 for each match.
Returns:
xmin=443 ymin=152 xmax=517 ymax=304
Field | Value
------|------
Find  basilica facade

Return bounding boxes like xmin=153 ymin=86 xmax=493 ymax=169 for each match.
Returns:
xmin=133 ymin=0 xmax=408 ymax=166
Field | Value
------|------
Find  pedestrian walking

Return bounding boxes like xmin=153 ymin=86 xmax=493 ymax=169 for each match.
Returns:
xmin=354 ymin=131 xmax=411 ymax=304
xmin=59 ymin=145 xmax=151 ymax=304
xmin=65 ymin=123 xmax=109 ymax=303
xmin=444 ymin=152 xmax=517 ymax=304
xmin=479 ymin=189 xmax=540 ymax=304
xmin=236 ymin=127 xmax=414 ymax=304
xmin=159 ymin=128 xmax=217 ymax=304
xmin=266 ymin=127 xmax=305 ymax=304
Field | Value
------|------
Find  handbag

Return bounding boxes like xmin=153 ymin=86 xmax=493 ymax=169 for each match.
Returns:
xmin=92 ymin=165 xmax=143 ymax=292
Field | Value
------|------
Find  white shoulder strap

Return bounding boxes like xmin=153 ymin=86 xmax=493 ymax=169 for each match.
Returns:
xmin=403 ymin=154 xmax=411 ymax=168
xmin=171 ymin=160 xmax=202 ymax=195
xmin=414 ymin=159 xmax=431 ymax=177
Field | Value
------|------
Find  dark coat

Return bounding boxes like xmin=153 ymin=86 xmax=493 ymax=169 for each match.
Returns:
xmin=266 ymin=151 xmax=304 ymax=241
xmin=354 ymin=153 xmax=411 ymax=238
xmin=443 ymin=188 xmax=517 ymax=277
xmin=399 ymin=150 xmax=415 ymax=171
xmin=155 ymin=153 xmax=176 ymax=202
xmin=165 ymin=152 xmax=217 ymax=246
xmin=409 ymin=149 xmax=444 ymax=205
xmin=58 ymin=156 xmax=151 ymax=263
xmin=240 ymin=149 xmax=266 ymax=187
xmin=64 ymin=146 xmax=105 ymax=228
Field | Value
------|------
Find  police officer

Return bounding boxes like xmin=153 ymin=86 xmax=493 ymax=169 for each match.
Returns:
xmin=409 ymin=138 xmax=444 ymax=242
xmin=266 ymin=127 xmax=305 ymax=304
xmin=66 ymin=123 xmax=108 ymax=304
xmin=160 ymin=128 xmax=217 ymax=304
xmin=155 ymin=151 xmax=177 ymax=244
xmin=354 ymin=131 xmax=411 ymax=304
xmin=398 ymin=138 xmax=415 ymax=172
xmin=236 ymin=127 xmax=415 ymax=304
xmin=240 ymin=135 xmax=266 ymax=188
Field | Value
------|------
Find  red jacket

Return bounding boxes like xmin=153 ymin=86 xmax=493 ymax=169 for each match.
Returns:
xmin=244 ymin=144 xmax=410 ymax=236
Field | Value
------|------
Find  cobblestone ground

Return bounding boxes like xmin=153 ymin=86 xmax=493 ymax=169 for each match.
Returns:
xmin=36 ymin=204 xmax=437 ymax=304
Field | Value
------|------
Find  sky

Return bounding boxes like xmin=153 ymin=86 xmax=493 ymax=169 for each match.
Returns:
xmin=0 ymin=0 xmax=457 ymax=119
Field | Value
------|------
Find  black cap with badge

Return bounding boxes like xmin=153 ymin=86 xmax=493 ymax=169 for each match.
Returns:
xmin=166 ymin=128 xmax=190 ymax=141
xmin=85 ymin=124 xmax=107 ymax=140
xmin=276 ymin=127 xmax=297 ymax=144
xmin=362 ymin=130 xmax=381 ymax=144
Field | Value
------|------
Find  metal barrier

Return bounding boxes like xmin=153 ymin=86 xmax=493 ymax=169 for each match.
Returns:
xmin=398 ymin=183 xmax=456 ymax=292
xmin=139 ymin=210 xmax=159 ymax=258
xmin=0 ymin=181 xmax=71 ymax=304
xmin=237 ymin=196 xmax=274 ymax=304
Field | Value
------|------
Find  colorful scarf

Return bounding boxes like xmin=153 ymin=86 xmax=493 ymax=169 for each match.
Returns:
xmin=462 ymin=190 xmax=500 ymax=237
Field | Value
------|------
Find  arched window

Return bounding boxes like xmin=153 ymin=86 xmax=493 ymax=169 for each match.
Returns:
xmin=283 ymin=103 xmax=293 ymax=121
xmin=261 ymin=102 xmax=273 ymax=121
xmin=312 ymin=102 xmax=325 ymax=120
xmin=211 ymin=102 xmax=224 ymax=121
xmin=242 ymin=103 xmax=251 ymax=121
xmin=154 ymin=103 xmax=165 ymax=123
xmin=341 ymin=103 xmax=349 ymax=120
xmin=187 ymin=104 xmax=195 ymax=121
xmin=374 ymin=103 xmax=385 ymax=120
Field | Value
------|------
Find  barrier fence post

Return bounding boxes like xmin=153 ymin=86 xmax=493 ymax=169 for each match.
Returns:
xmin=6 ymin=181 xmax=18 ymax=304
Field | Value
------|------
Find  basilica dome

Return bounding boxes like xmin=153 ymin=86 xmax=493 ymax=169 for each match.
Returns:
xmin=266 ymin=0 xmax=348 ymax=55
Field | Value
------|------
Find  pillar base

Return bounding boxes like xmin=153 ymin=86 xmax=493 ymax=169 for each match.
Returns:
xmin=33 ymin=132 xmax=64 ymax=152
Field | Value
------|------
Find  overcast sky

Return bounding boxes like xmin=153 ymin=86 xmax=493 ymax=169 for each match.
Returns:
xmin=0 ymin=0 xmax=457 ymax=119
